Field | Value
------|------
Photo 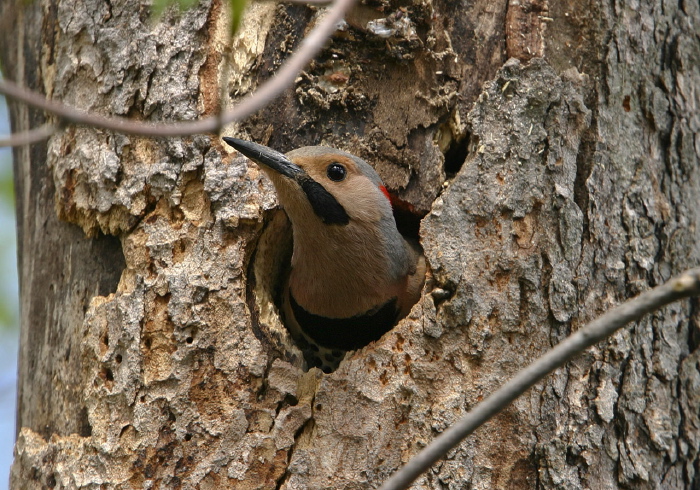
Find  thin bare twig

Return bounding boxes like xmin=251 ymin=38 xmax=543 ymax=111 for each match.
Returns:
xmin=0 ymin=123 xmax=60 ymax=148
xmin=379 ymin=267 xmax=700 ymax=490
xmin=0 ymin=0 xmax=356 ymax=137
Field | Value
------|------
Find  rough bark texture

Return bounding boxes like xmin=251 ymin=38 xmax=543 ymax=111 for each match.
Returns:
xmin=0 ymin=0 xmax=127 ymax=445
xmin=2 ymin=0 xmax=699 ymax=489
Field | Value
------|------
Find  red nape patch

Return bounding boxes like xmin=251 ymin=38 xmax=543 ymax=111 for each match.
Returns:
xmin=379 ymin=185 xmax=392 ymax=204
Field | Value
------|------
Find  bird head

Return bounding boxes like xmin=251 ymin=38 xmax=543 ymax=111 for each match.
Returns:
xmin=222 ymin=137 xmax=395 ymax=229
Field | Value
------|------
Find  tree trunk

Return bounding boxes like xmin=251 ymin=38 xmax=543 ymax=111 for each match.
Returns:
xmin=3 ymin=0 xmax=699 ymax=488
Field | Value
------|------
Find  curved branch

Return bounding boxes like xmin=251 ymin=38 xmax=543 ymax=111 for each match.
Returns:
xmin=0 ymin=0 xmax=356 ymax=137
xmin=0 ymin=123 xmax=60 ymax=147
xmin=379 ymin=267 xmax=700 ymax=490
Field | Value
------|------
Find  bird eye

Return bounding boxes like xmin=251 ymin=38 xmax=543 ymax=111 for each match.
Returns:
xmin=326 ymin=163 xmax=347 ymax=182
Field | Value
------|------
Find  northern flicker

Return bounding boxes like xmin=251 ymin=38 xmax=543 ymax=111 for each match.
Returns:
xmin=223 ymin=137 xmax=425 ymax=371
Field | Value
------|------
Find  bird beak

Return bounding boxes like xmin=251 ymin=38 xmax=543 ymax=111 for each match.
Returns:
xmin=223 ymin=137 xmax=303 ymax=180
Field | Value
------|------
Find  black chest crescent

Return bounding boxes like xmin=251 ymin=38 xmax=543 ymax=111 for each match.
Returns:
xmin=289 ymin=293 xmax=399 ymax=351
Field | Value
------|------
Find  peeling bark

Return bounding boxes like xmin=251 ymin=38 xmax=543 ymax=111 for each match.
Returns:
xmin=1 ymin=0 xmax=699 ymax=489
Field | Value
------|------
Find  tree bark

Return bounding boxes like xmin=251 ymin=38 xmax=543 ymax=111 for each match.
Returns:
xmin=2 ymin=0 xmax=699 ymax=489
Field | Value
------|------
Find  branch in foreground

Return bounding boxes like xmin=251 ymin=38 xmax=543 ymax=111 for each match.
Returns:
xmin=0 ymin=123 xmax=60 ymax=148
xmin=379 ymin=267 xmax=700 ymax=490
xmin=0 ymin=0 xmax=356 ymax=138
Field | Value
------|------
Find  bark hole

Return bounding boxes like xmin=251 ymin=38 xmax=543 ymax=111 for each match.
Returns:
xmin=283 ymin=394 xmax=298 ymax=407
xmin=443 ymin=133 xmax=470 ymax=177
xmin=183 ymin=326 xmax=196 ymax=345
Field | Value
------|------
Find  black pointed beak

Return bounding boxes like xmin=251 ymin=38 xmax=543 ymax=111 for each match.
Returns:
xmin=223 ymin=137 xmax=350 ymax=225
xmin=223 ymin=137 xmax=303 ymax=180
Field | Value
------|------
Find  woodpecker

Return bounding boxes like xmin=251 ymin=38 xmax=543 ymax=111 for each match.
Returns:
xmin=223 ymin=137 xmax=425 ymax=371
